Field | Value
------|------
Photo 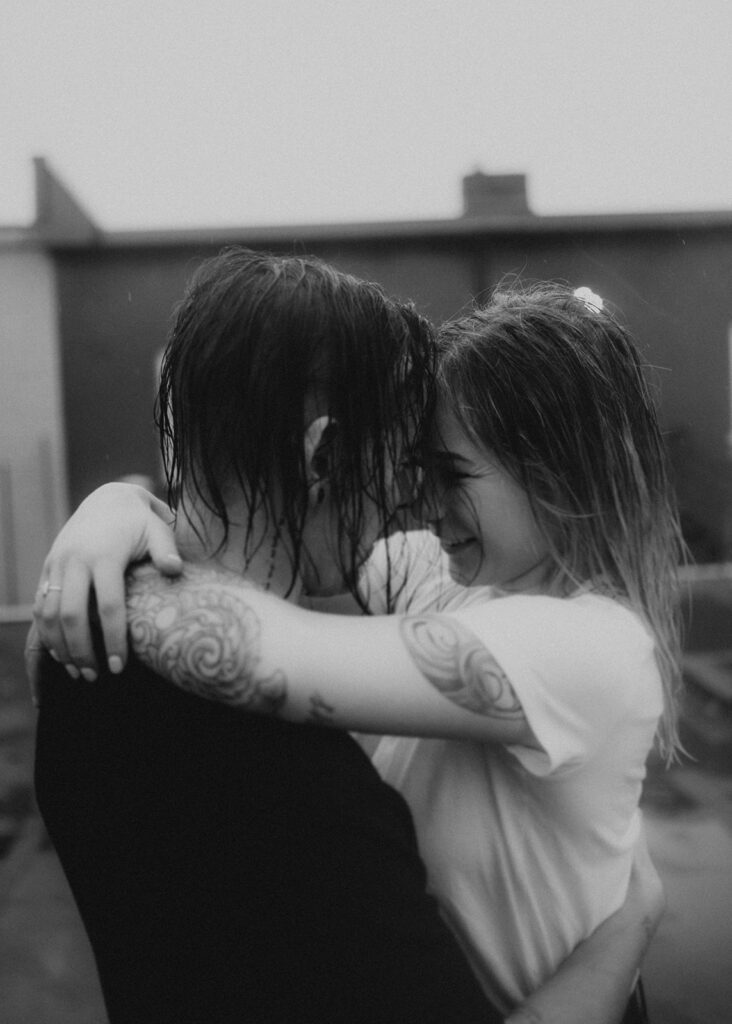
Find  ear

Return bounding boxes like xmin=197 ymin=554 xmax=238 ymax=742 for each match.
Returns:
xmin=303 ymin=415 xmax=338 ymax=488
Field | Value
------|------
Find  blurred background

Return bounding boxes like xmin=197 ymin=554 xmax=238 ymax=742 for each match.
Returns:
xmin=1 ymin=1 xmax=731 ymax=1021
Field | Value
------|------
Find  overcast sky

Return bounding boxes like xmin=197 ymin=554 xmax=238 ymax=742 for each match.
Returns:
xmin=2 ymin=0 xmax=731 ymax=231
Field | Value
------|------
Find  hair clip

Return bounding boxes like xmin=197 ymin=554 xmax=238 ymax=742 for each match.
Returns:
xmin=573 ymin=287 xmax=604 ymax=313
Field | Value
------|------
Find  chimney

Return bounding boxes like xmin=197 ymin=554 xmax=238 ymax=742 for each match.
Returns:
xmin=462 ymin=171 xmax=532 ymax=218
xmin=33 ymin=156 xmax=99 ymax=243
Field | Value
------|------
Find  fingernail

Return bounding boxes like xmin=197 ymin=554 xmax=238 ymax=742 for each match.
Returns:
xmin=65 ymin=664 xmax=80 ymax=680
xmin=81 ymin=667 xmax=97 ymax=682
xmin=49 ymin=649 xmax=60 ymax=662
xmin=108 ymin=655 xmax=123 ymax=675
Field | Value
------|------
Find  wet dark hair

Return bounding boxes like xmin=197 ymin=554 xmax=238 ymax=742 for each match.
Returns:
xmin=437 ymin=283 xmax=684 ymax=759
xmin=157 ymin=246 xmax=435 ymax=605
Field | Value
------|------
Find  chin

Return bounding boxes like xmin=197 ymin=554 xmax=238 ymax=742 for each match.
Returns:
xmin=447 ymin=552 xmax=491 ymax=588
xmin=447 ymin=560 xmax=477 ymax=586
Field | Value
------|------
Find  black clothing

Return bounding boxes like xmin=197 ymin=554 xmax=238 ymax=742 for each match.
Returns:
xmin=35 ymin=653 xmax=500 ymax=1024
xmin=622 ymin=980 xmax=651 ymax=1024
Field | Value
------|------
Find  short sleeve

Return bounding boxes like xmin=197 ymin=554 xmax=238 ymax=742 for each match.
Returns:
xmin=358 ymin=532 xmax=454 ymax=614
xmin=303 ymin=531 xmax=478 ymax=616
xmin=452 ymin=594 xmax=661 ymax=775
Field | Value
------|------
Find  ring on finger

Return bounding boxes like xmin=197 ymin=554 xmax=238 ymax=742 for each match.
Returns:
xmin=41 ymin=581 xmax=63 ymax=598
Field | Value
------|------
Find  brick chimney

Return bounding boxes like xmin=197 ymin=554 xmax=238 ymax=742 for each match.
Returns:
xmin=462 ymin=171 xmax=532 ymax=218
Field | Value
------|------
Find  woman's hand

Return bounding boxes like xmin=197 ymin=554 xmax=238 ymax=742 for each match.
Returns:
xmin=33 ymin=482 xmax=182 ymax=678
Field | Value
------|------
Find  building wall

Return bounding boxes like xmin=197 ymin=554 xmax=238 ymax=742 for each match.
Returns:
xmin=0 ymin=246 xmax=69 ymax=609
xmin=53 ymin=224 xmax=732 ymax=559
xmin=54 ymin=249 xmax=196 ymax=502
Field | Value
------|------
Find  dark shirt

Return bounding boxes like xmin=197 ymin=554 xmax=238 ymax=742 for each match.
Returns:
xmin=35 ymin=653 xmax=500 ymax=1024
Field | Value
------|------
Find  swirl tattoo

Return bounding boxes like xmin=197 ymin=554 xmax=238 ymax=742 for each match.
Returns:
xmin=126 ymin=565 xmax=286 ymax=713
xmin=399 ymin=614 xmax=522 ymax=718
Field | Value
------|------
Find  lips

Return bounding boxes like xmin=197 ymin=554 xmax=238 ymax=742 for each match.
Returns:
xmin=440 ymin=538 xmax=476 ymax=555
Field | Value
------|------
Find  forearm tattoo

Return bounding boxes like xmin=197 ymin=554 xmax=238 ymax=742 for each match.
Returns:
xmin=399 ymin=614 xmax=523 ymax=719
xmin=126 ymin=565 xmax=287 ymax=712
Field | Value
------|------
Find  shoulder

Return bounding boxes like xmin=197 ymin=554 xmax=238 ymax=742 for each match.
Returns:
xmin=452 ymin=592 xmax=658 ymax=705
xmin=456 ymin=590 xmax=652 ymax=648
xmin=557 ymin=592 xmax=657 ymax=668
xmin=447 ymin=593 xmax=661 ymax=769
xmin=359 ymin=531 xmax=450 ymax=613
xmin=364 ymin=532 xmax=500 ymax=614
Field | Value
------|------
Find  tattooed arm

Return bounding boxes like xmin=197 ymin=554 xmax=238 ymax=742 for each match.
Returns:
xmin=126 ymin=564 xmax=659 ymax=1023
xmin=126 ymin=562 xmax=537 ymax=744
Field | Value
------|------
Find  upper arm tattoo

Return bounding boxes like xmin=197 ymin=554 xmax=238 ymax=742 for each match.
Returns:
xmin=126 ymin=565 xmax=287 ymax=713
xmin=398 ymin=614 xmax=523 ymax=719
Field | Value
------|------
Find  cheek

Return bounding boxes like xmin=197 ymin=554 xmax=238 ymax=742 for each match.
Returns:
xmin=444 ymin=487 xmax=477 ymax=525
xmin=505 ymin=511 xmax=549 ymax=565
xmin=474 ymin=496 xmax=541 ymax=561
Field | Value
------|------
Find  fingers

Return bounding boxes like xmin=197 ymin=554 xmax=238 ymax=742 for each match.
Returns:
xmin=30 ymin=481 xmax=166 ymax=681
xmin=58 ymin=560 xmax=105 ymax=676
xmin=35 ymin=561 xmax=94 ymax=675
xmin=33 ymin=569 xmax=69 ymax=665
xmin=90 ymin=557 xmax=130 ymax=673
xmin=34 ymin=557 xmax=130 ymax=679
xmin=149 ymin=493 xmax=175 ymax=522
xmin=24 ymin=622 xmax=44 ymax=707
xmin=146 ymin=515 xmax=183 ymax=577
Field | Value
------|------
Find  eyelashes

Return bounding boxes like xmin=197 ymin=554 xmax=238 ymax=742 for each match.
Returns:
xmin=436 ymin=470 xmax=473 ymax=488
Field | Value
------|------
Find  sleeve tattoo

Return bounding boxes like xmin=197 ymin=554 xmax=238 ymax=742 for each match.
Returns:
xmin=399 ymin=614 xmax=523 ymax=719
xmin=126 ymin=566 xmax=287 ymax=712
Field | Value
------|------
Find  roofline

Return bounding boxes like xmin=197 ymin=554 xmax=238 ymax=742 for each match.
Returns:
xmin=46 ymin=206 xmax=732 ymax=252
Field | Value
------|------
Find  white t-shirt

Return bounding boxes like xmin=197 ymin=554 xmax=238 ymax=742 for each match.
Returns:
xmin=363 ymin=533 xmax=663 ymax=1013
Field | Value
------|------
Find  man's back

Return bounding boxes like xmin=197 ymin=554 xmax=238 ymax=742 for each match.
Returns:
xmin=35 ymin=653 xmax=498 ymax=1024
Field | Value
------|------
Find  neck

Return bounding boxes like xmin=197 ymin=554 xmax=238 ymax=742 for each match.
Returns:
xmin=173 ymin=500 xmax=302 ymax=603
xmin=491 ymin=555 xmax=556 ymax=596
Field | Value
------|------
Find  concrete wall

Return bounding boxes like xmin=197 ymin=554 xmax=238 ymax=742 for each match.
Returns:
xmin=53 ymin=248 xmax=203 ymax=503
xmin=52 ymin=223 xmax=732 ymax=560
xmin=0 ymin=247 xmax=69 ymax=609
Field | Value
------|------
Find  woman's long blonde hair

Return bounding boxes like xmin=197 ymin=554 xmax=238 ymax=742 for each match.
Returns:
xmin=437 ymin=283 xmax=685 ymax=762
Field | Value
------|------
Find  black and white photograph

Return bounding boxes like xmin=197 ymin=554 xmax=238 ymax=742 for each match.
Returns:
xmin=1 ymin=3 xmax=731 ymax=1022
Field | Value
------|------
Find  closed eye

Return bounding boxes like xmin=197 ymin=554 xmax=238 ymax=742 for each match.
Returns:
xmin=432 ymin=467 xmax=474 ymax=489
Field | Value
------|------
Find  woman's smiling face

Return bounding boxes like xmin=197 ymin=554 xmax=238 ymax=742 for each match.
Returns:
xmin=425 ymin=404 xmax=551 ymax=591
